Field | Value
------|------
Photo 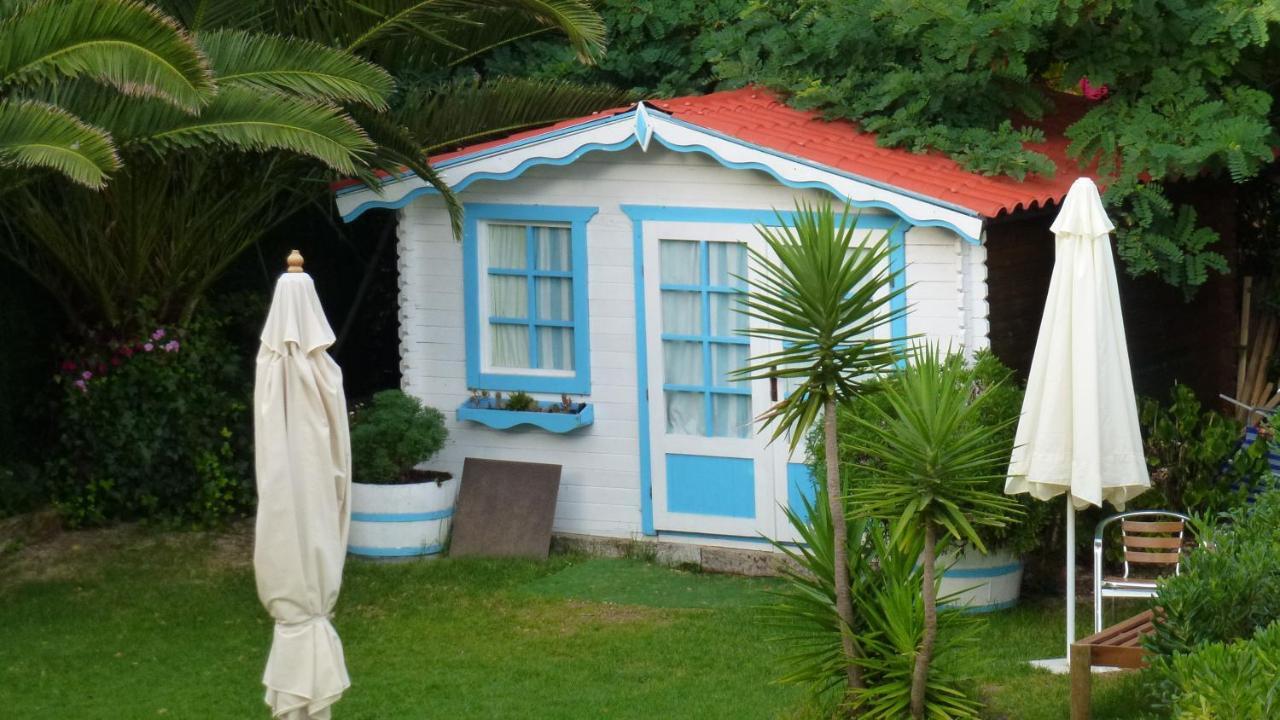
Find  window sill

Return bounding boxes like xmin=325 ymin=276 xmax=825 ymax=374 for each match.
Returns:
xmin=455 ymin=399 xmax=594 ymax=434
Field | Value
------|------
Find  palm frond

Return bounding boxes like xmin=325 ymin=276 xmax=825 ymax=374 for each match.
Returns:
xmin=56 ymin=82 xmax=374 ymax=174
xmin=199 ymin=29 xmax=394 ymax=110
xmin=349 ymin=104 xmax=462 ymax=238
xmin=0 ymin=0 xmax=213 ymax=111
xmin=0 ymin=99 xmax=119 ymax=189
xmin=154 ymin=0 xmax=268 ymax=33
xmin=394 ymin=76 xmax=633 ymax=154
xmin=734 ymin=200 xmax=912 ymax=451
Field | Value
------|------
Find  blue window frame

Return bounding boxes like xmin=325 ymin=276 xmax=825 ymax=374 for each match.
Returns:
xmin=659 ymin=238 xmax=751 ymax=438
xmin=463 ymin=203 xmax=596 ymax=394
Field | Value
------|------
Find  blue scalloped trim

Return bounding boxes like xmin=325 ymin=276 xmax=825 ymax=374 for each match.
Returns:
xmin=456 ymin=400 xmax=594 ymax=433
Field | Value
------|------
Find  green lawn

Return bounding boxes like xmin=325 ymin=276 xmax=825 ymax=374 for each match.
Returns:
xmin=0 ymin=524 xmax=1149 ymax=719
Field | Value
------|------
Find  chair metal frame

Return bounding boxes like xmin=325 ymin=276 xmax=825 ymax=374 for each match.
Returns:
xmin=1093 ymin=510 xmax=1192 ymax=633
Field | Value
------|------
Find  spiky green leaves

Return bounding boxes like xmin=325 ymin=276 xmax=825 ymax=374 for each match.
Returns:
xmin=734 ymin=200 xmax=909 ymax=451
xmin=0 ymin=99 xmax=118 ymax=187
xmin=847 ymin=345 xmax=1023 ymax=551
xmin=0 ymin=0 xmax=213 ymax=111
xmin=200 ymin=30 xmax=393 ymax=110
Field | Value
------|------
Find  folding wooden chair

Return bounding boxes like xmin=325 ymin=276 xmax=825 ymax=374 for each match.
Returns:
xmin=1092 ymin=510 xmax=1192 ymax=634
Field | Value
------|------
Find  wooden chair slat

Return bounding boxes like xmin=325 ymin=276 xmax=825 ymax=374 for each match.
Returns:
xmin=1122 ymin=520 xmax=1184 ymax=533
xmin=1125 ymin=550 xmax=1182 ymax=564
xmin=1123 ymin=535 xmax=1183 ymax=549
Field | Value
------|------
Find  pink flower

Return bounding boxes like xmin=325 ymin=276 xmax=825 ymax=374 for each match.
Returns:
xmin=73 ymin=379 xmax=87 ymax=393
xmin=120 ymin=347 xmax=134 ymax=358
xmin=111 ymin=357 xmax=122 ymax=367
xmin=1079 ymin=77 xmax=1109 ymax=101
xmin=151 ymin=328 xmax=166 ymax=341
xmin=162 ymin=340 xmax=180 ymax=353
xmin=143 ymin=343 xmax=154 ymax=352
xmin=81 ymin=370 xmax=92 ymax=380
xmin=60 ymin=360 xmax=77 ymax=372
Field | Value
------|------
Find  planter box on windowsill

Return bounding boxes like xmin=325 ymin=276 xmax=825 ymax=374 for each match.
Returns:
xmin=456 ymin=398 xmax=594 ymax=433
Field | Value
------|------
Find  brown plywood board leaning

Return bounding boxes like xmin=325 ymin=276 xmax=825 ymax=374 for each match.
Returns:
xmin=450 ymin=458 xmax=562 ymax=559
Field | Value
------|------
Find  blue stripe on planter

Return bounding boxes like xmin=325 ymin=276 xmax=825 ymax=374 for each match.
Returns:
xmin=949 ymin=599 xmax=1019 ymax=614
xmin=942 ymin=562 xmax=1022 ymax=579
xmin=350 ymin=509 xmax=454 ymax=523
xmin=348 ymin=544 xmax=445 ymax=557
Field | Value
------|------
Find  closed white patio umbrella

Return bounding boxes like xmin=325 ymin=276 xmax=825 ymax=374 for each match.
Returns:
xmin=253 ymin=250 xmax=352 ymax=718
xmin=1005 ymin=177 xmax=1150 ymax=666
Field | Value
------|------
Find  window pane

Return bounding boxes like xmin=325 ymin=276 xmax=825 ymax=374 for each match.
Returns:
xmin=537 ymin=327 xmax=574 ymax=371
xmin=707 ymin=242 xmax=747 ymax=289
xmin=665 ymin=391 xmax=704 ymax=436
xmin=663 ymin=340 xmax=703 ymax=386
xmin=535 ymin=277 xmax=573 ymax=321
xmin=711 ymin=394 xmax=751 ymax=438
xmin=710 ymin=342 xmax=748 ymax=388
xmin=489 ymin=276 xmax=528 ymax=318
xmin=534 ymin=226 xmax=571 ymax=271
xmin=660 ymin=240 xmax=699 ymax=285
xmin=489 ymin=224 xmax=527 ymax=269
xmin=661 ymin=290 xmax=701 ymax=335
xmin=710 ymin=292 xmax=746 ymax=336
xmin=490 ymin=324 xmax=530 ymax=368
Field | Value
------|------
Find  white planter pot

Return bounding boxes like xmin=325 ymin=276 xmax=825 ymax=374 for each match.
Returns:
xmin=348 ymin=478 xmax=457 ymax=558
xmin=938 ymin=547 xmax=1023 ymax=613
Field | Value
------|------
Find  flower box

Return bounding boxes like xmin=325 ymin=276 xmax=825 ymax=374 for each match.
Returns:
xmin=455 ymin=398 xmax=594 ymax=433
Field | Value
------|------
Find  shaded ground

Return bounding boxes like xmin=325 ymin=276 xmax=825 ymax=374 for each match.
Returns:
xmin=0 ymin=521 xmax=1148 ymax=719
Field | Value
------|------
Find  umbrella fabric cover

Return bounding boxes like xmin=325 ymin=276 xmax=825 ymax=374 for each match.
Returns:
xmin=254 ymin=270 xmax=351 ymax=718
xmin=1005 ymin=177 xmax=1150 ymax=510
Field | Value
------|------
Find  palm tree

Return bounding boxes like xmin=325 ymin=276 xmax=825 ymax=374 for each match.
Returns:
xmin=735 ymin=200 xmax=909 ymax=696
xmin=1 ymin=0 xmax=621 ymax=331
xmin=847 ymin=345 xmax=1022 ymax=720
xmin=0 ymin=0 xmax=213 ymax=187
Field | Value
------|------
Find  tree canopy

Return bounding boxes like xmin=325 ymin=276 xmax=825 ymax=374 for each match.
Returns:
xmin=499 ymin=0 xmax=1280 ymax=297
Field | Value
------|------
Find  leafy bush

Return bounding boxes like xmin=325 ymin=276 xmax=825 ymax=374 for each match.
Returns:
xmin=1157 ymin=621 xmax=1280 ymax=720
xmin=1138 ymin=383 xmax=1271 ymax=516
xmin=814 ymin=349 xmax=1051 ymax=556
xmin=349 ymin=390 xmax=447 ymax=484
xmin=770 ymin=495 xmax=982 ymax=718
xmin=47 ymin=319 xmax=252 ymax=527
xmin=1145 ymin=490 xmax=1280 ymax=660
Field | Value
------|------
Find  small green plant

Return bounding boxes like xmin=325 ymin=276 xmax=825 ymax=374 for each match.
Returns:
xmin=1154 ymin=620 xmax=1280 ymax=719
xmin=1139 ymin=384 xmax=1270 ymax=515
xmin=349 ymin=390 xmax=447 ymax=485
xmin=848 ymin=344 xmax=1021 ymax=719
xmin=47 ymin=318 xmax=252 ymax=528
xmin=769 ymin=494 xmax=982 ymax=718
xmin=503 ymin=391 xmax=536 ymax=412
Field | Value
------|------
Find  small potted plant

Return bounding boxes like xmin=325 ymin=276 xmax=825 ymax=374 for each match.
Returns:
xmin=347 ymin=390 xmax=452 ymax=558
xmin=456 ymin=390 xmax=594 ymax=433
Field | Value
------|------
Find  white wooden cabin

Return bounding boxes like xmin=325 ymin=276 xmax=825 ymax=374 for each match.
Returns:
xmin=333 ymin=88 xmax=1079 ymax=550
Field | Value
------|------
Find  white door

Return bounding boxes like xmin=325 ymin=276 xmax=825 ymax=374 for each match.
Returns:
xmin=643 ymin=221 xmax=779 ymax=537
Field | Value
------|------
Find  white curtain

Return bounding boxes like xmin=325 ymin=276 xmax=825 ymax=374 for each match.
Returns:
xmin=488 ymin=224 xmax=529 ymax=368
xmin=535 ymin=226 xmax=571 ymax=271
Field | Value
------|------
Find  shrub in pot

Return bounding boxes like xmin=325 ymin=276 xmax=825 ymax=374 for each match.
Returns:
xmin=813 ymin=349 xmax=1050 ymax=611
xmin=347 ymin=390 xmax=452 ymax=558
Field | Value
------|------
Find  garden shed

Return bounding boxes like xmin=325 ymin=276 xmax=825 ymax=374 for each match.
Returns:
xmin=332 ymin=87 xmax=1103 ymax=548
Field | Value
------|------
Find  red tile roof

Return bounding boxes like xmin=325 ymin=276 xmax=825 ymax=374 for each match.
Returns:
xmin=645 ymin=87 xmax=1092 ymax=218
xmin=340 ymin=86 xmax=1094 ymax=219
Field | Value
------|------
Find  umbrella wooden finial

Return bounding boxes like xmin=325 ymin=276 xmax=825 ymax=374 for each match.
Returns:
xmin=287 ymin=249 xmax=304 ymax=273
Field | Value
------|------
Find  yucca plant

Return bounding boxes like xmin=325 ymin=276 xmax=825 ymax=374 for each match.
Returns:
xmin=736 ymin=199 xmax=909 ymax=694
xmin=847 ymin=344 xmax=1022 ymax=720
xmin=769 ymin=494 xmax=982 ymax=719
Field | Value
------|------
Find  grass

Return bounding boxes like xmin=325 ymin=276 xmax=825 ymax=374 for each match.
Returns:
xmin=0 ymin=523 xmax=1151 ymax=719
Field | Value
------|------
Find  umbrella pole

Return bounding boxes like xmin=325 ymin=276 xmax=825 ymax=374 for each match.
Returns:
xmin=1066 ymin=498 xmax=1076 ymax=660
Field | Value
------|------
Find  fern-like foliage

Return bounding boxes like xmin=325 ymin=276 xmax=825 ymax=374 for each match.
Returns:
xmin=0 ymin=99 xmax=119 ymax=188
xmin=395 ymin=76 xmax=633 ymax=154
xmin=200 ymin=29 xmax=393 ymax=110
xmin=0 ymin=0 xmax=214 ymax=111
